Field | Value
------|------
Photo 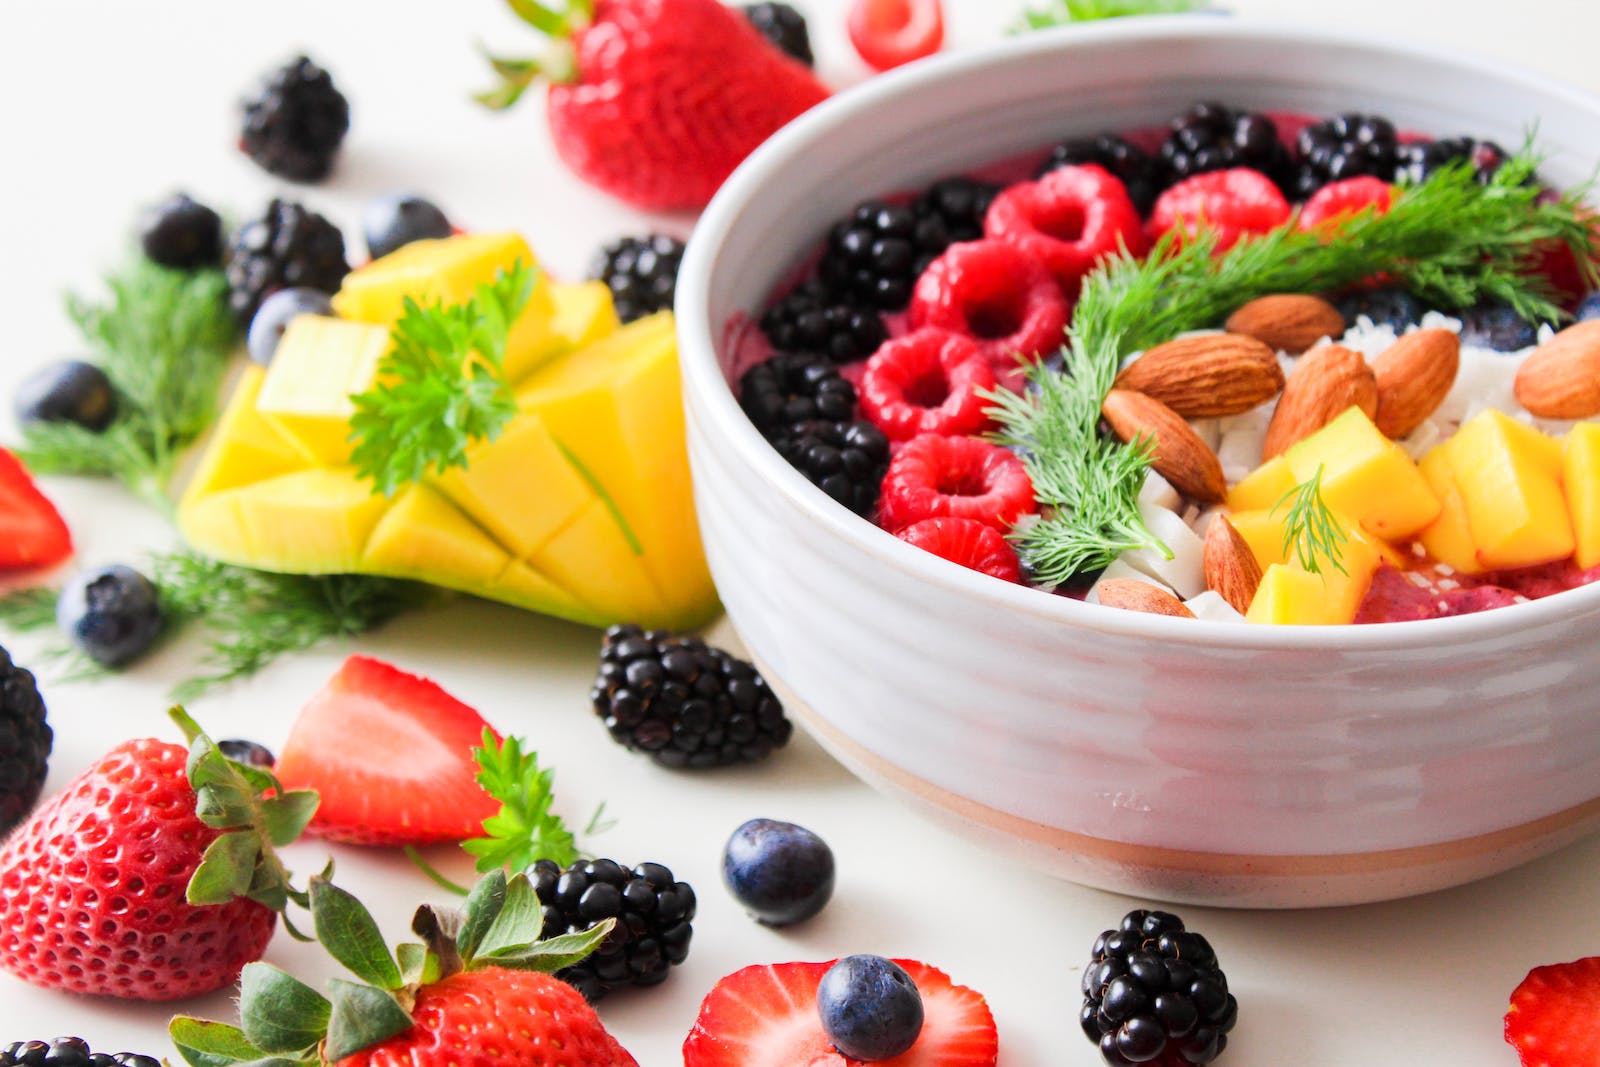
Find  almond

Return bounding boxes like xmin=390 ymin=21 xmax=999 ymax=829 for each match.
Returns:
xmin=1514 ymin=320 xmax=1600 ymax=418
xmin=1095 ymin=578 xmax=1196 ymax=618
xmin=1113 ymin=334 xmax=1285 ymax=418
xmin=1372 ymin=328 xmax=1460 ymax=438
xmin=1101 ymin=389 xmax=1227 ymax=503
xmin=1261 ymin=343 xmax=1378 ymax=459
xmin=1203 ymin=514 xmax=1263 ymax=615
xmin=1224 ymin=294 xmax=1346 ymax=354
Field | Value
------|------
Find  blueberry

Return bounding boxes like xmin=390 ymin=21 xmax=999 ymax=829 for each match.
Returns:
xmin=1576 ymin=290 xmax=1600 ymax=322
xmin=56 ymin=564 xmax=163 ymax=667
xmin=721 ymin=817 xmax=835 ymax=926
xmin=817 ymin=955 xmax=924 ymax=1061
xmin=14 ymin=360 xmax=118 ymax=432
xmin=247 ymin=287 xmax=333 ymax=365
xmin=138 ymin=193 xmax=225 ymax=271
xmin=218 ymin=739 xmax=276 ymax=767
xmin=1458 ymin=302 xmax=1542 ymax=352
xmin=363 ymin=193 xmax=452 ymax=261
xmin=1335 ymin=286 xmax=1422 ymax=332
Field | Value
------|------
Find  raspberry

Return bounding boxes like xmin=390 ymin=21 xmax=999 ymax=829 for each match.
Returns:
xmin=1038 ymin=132 xmax=1163 ymax=215
xmin=877 ymin=433 xmax=1035 ymax=533
xmin=858 ymin=329 xmax=996 ymax=442
xmin=908 ymin=239 xmax=1071 ymax=384
xmin=1298 ymin=176 xmax=1393 ymax=233
xmin=1146 ymin=168 xmax=1291 ymax=252
xmin=895 ymin=517 xmax=1021 ymax=583
xmin=985 ymin=164 xmax=1146 ymax=297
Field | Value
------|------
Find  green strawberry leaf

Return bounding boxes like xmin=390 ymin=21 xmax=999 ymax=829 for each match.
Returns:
xmin=187 ymin=831 xmax=261 ymax=906
xmin=456 ymin=867 xmax=507 ymax=961
xmin=169 ymin=1018 xmax=265 ymax=1067
xmin=396 ymin=943 xmax=441 ymax=986
xmin=324 ymin=979 xmax=414 ymax=1061
xmin=477 ymin=918 xmax=614 ymax=973
xmin=239 ymin=963 xmax=332 ymax=1054
xmin=261 ymin=791 xmax=320 ymax=848
xmin=311 ymin=877 xmax=403 ymax=990
xmin=472 ymin=872 xmax=545 ymax=961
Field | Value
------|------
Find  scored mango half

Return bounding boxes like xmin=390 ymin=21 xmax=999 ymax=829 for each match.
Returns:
xmin=177 ymin=233 xmax=719 ymax=631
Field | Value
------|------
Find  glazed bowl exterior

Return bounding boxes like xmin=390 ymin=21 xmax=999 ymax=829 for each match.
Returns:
xmin=676 ymin=19 xmax=1600 ymax=907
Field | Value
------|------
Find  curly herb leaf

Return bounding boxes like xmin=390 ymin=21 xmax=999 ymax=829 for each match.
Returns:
xmin=349 ymin=262 xmax=535 ymax=497
xmin=462 ymin=732 xmax=581 ymax=873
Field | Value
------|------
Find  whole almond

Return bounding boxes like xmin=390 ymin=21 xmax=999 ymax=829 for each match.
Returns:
xmin=1261 ymin=344 xmax=1378 ymax=459
xmin=1095 ymin=578 xmax=1197 ymax=618
xmin=1113 ymin=334 xmax=1285 ymax=417
xmin=1101 ymin=389 xmax=1227 ymax=503
xmin=1514 ymin=320 xmax=1600 ymax=418
xmin=1225 ymin=294 xmax=1346 ymax=354
xmin=1372 ymin=328 xmax=1460 ymax=438
xmin=1203 ymin=514 xmax=1263 ymax=615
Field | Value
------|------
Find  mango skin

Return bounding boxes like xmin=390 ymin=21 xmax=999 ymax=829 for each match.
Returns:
xmin=179 ymin=235 xmax=718 ymax=631
xmin=1566 ymin=422 xmax=1600 ymax=569
xmin=1439 ymin=410 xmax=1575 ymax=571
xmin=1283 ymin=406 xmax=1441 ymax=543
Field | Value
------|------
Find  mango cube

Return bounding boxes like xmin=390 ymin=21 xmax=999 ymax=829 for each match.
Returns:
xmin=1445 ymin=410 xmax=1574 ymax=570
xmin=1230 ymin=506 xmax=1385 ymax=623
xmin=1226 ymin=454 xmax=1296 ymax=513
xmin=183 ymin=365 xmax=304 ymax=498
xmin=1283 ymin=406 xmax=1441 ymax=542
xmin=230 ymin=469 xmax=392 ymax=573
xmin=254 ymin=316 xmax=390 ymax=465
xmin=1416 ymin=445 xmax=1486 ymax=575
xmin=1566 ymin=422 xmax=1600 ymax=569
xmin=1246 ymin=564 xmax=1351 ymax=626
xmin=363 ymin=483 xmax=511 ymax=586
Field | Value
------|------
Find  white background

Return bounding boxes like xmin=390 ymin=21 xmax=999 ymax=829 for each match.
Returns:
xmin=2 ymin=1 xmax=1599 ymax=1064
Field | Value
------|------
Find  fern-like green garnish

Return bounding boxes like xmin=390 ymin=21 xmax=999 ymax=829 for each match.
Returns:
xmin=462 ymin=732 xmax=581 ymax=873
xmin=1013 ymin=0 xmax=1215 ymax=33
xmin=12 ymin=260 xmax=236 ymax=514
xmin=349 ymin=262 xmax=535 ymax=497
xmin=1273 ymin=465 xmax=1348 ymax=577
xmin=992 ymin=148 xmax=1596 ymax=584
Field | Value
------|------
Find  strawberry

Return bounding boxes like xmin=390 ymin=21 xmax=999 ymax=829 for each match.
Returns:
xmin=896 ymin=517 xmax=1021 ymax=583
xmin=274 ymin=655 xmax=501 ymax=846
xmin=1505 ymin=956 xmax=1600 ymax=1067
xmin=0 ymin=709 xmax=316 ymax=1001
xmin=683 ymin=958 xmax=998 ymax=1066
xmin=1298 ymin=176 xmax=1394 ymax=233
xmin=171 ymin=869 xmax=637 ymax=1067
xmin=480 ymin=0 xmax=830 ymax=211
xmin=1147 ymin=168 xmax=1291 ymax=252
xmin=984 ymin=164 xmax=1146 ymax=296
xmin=878 ymin=434 xmax=1036 ymax=534
xmin=0 ymin=448 xmax=71 ymax=570
xmin=859 ymin=329 xmax=996 ymax=442
xmin=847 ymin=0 xmax=945 ymax=72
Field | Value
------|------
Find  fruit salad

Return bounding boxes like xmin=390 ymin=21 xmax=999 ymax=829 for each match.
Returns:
xmin=731 ymin=102 xmax=1600 ymax=625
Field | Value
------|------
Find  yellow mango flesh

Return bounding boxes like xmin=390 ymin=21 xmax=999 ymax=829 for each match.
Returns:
xmin=1416 ymin=445 xmax=1486 ymax=575
xmin=1283 ymin=406 xmax=1441 ymax=542
xmin=1445 ymin=410 xmax=1574 ymax=570
xmin=178 ymin=246 xmax=719 ymax=632
xmin=255 ymin=316 xmax=390 ymax=465
xmin=1246 ymin=564 xmax=1352 ymax=626
xmin=1566 ymin=423 xmax=1600 ymax=568
xmin=1226 ymin=454 xmax=1296 ymax=513
xmin=1229 ymin=506 xmax=1383 ymax=623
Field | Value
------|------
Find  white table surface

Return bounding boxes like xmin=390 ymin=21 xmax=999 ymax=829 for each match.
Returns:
xmin=3 ymin=2 xmax=1599 ymax=1064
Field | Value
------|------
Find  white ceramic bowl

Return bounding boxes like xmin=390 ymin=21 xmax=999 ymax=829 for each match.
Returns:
xmin=677 ymin=18 xmax=1600 ymax=908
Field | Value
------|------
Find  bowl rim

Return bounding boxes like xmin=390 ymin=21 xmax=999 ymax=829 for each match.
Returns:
xmin=678 ymin=15 xmax=1600 ymax=653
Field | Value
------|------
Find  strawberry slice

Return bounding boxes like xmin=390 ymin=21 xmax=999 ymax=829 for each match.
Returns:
xmin=683 ymin=959 xmax=998 ymax=1067
xmin=1505 ymin=956 xmax=1600 ymax=1067
xmin=0 ymin=448 xmax=72 ymax=570
xmin=274 ymin=655 xmax=501 ymax=846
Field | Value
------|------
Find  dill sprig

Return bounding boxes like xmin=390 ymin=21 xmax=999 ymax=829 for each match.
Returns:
xmin=13 ymin=260 xmax=236 ymax=514
xmin=349 ymin=262 xmax=535 ymax=497
xmin=991 ymin=147 xmax=1596 ymax=584
xmin=1274 ymin=466 xmax=1348 ymax=577
xmin=1013 ymin=0 xmax=1216 ymax=32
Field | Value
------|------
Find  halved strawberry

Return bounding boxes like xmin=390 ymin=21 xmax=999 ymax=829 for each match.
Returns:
xmin=847 ymin=0 xmax=944 ymax=72
xmin=682 ymin=958 xmax=998 ymax=1067
xmin=0 ymin=448 xmax=72 ymax=570
xmin=1505 ymin=956 xmax=1600 ymax=1067
xmin=274 ymin=655 xmax=501 ymax=846
xmin=1147 ymin=168 xmax=1291 ymax=252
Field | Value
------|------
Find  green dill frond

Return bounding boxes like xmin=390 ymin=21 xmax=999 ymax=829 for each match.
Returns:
xmin=1272 ymin=465 xmax=1348 ymax=577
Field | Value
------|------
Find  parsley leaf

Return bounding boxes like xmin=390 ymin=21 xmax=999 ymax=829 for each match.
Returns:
xmin=462 ymin=732 xmax=581 ymax=873
xmin=349 ymin=262 xmax=535 ymax=497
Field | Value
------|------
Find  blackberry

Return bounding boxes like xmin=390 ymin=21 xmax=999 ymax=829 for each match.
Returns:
xmin=589 ymin=234 xmax=685 ymax=324
xmin=913 ymin=177 xmax=1000 ymax=247
xmin=1393 ymin=136 xmax=1514 ymax=186
xmin=0 ymin=647 xmax=50 ymax=838
xmin=772 ymin=418 xmax=890 ymax=517
xmin=530 ymin=857 xmax=695 ymax=1001
xmin=1335 ymin=286 xmax=1423 ymax=332
xmin=225 ymin=198 xmax=350 ymax=325
xmin=759 ymin=280 xmax=888 ymax=365
xmin=591 ymin=624 xmax=792 ymax=768
xmin=1080 ymin=909 xmax=1238 ymax=1066
xmin=1456 ymin=302 xmax=1544 ymax=352
xmin=742 ymin=2 xmax=814 ymax=67
xmin=1158 ymin=102 xmax=1294 ymax=194
xmin=239 ymin=55 xmax=350 ymax=182
xmin=816 ymin=199 xmax=950 ymax=311
xmin=738 ymin=352 xmax=859 ymax=437
xmin=1292 ymin=112 xmax=1400 ymax=200
xmin=1039 ymin=131 xmax=1164 ymax=215
xmin=1 ymin=1038 xmax=159 ymax=1067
